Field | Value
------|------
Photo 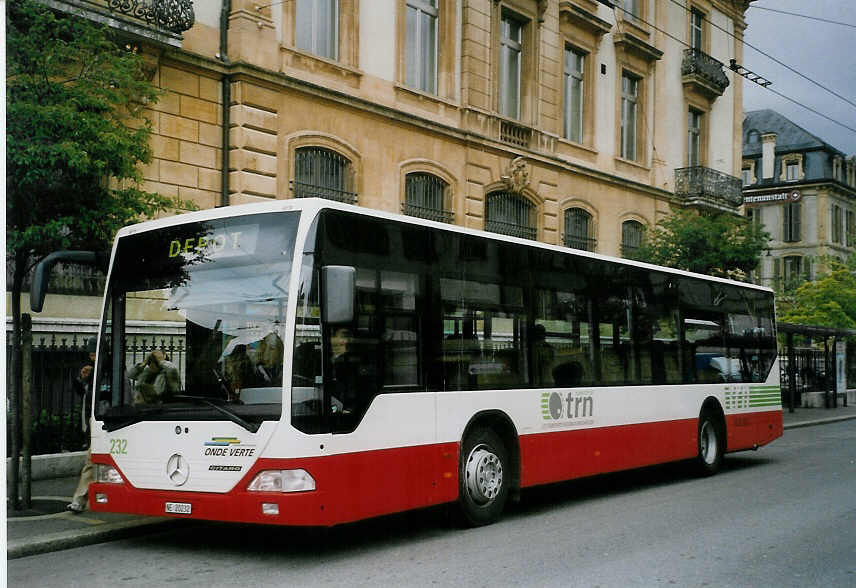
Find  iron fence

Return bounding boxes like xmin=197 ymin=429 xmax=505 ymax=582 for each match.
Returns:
xmin=6 ymin=330 xmax=186 ymax=456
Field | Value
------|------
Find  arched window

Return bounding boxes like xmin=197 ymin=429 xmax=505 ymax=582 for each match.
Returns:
xmin=485 ymin=191 xmax=536 ymax=240
xmin=563 ymin=208 xmax=596 ymax=251
xmin=621 ymin=220 xmax=645 ymax=258
xmin=292 ymin=147 xmax=357 ymax=204
xmin=404 ymin=172 xmax=453 ymax=222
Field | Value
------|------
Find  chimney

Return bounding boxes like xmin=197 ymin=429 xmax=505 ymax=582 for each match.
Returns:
xmin=761 ymin=132 xmax=777 ymax=180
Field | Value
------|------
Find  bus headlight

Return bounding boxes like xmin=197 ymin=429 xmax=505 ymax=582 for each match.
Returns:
xmin=96 ymin=464 xmax=124 ymax=484
xmin=247 ymin=469 xmax=316 ymax=493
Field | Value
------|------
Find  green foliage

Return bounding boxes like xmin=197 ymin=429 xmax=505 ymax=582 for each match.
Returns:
xmin=5 ymin=410 xmax=89 ymax=456
xmin=777 ymin=255 xmax=856 ymax=330
xmin=632 ymin=209 xmax=769 ymax=279
xmin=6 ymin=0 xmax=191 ymax=270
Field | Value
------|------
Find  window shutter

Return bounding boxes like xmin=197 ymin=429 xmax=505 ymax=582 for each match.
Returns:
xmin=773 ymin=258 xmax=780 ymax=289
xmin=793 ymin=203 xmax=801 ymax=241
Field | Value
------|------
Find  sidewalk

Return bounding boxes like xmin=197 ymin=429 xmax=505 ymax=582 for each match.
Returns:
xmin=6 ymin=405 xmax=856 ymax=560
xmin=6 ymin=475 xmax=186 ymax=560
xmin=780 ymin=403 xmax=856 ymax=428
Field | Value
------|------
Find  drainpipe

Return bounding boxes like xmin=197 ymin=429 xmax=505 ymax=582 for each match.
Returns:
xmin=219 ymin=0 xmax=232 ymax=207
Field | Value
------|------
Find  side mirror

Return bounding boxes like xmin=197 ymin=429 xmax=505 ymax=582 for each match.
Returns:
xmin=31 ymin=251 xmax=105 ymax=312
xmin=322 ymin=266 xmax=355 ymax=324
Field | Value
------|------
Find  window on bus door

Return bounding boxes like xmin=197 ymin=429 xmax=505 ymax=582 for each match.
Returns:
xmin=293 ymin=210 xmax=430 ymax=434
xmin=95 ymin=212 xmax=299 ymax=431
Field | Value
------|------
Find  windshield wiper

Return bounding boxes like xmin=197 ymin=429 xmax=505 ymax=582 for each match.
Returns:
xmin=172 ymin=395 xmax=260 ymax=433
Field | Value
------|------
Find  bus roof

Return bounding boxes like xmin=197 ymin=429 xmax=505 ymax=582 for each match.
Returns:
xmin=115 ymin=198 xmax=774 ymax=294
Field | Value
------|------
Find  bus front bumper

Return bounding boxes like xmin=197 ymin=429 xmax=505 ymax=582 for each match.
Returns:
xmin=88 ymin=454 xmax=332 ymax=526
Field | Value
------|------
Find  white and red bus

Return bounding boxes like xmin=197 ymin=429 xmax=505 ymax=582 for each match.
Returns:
xmin=36 ymin=198 xmax=782 ymax=526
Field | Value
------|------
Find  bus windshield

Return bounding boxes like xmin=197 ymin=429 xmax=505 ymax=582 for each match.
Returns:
xmin=94 ymin=212 xmax=300 ymax=431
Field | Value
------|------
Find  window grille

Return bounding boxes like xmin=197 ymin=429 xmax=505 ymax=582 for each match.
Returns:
xmin=621 ymin=220 xmax=645 ymax=257
xmin=292 ymin=147 xmax=357 ymax=204
xmin=563 ymin=208 xmax=596 ymax=251
xmin=405 ymin=0 xmax=438 ymax=94
xmin=404 ymin=173 xmax=453 ymax=222
xmin=485 ymin=191 xmax=536 ymax=240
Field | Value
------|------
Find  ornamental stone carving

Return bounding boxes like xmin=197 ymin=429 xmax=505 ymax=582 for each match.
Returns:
xmin=501 ymin=157 xmax=531 ymax=195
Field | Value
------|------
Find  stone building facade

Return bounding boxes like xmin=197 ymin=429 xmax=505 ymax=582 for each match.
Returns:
xmin=742 ymin=109 xmax=856 ymax=290
xmin=19 ymin=0 xmax=751 ymax=328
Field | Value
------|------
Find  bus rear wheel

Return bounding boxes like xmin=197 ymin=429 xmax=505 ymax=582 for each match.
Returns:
xmin=457 ymin=427 xmax=509 ymax=526
xmin=696 ymin=412 xmax=724 ymax=475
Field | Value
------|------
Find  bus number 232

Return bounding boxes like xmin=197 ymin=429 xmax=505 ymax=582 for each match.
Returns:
xmin=109 ymin=439 xmax=128 ymax=455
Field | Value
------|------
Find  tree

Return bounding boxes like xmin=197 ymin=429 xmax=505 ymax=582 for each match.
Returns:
xmin=6 ymin=3 xmax=192 ymax=332
xmin=631 ymin=209 xmax=769 ymax=280
xmin=777 ymin=255 xmax=856 ymax=329
xmin=6 ymin=1 xmax=191 ymax=492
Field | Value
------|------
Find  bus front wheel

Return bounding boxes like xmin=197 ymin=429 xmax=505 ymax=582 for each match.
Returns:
xmin=696 ymin=412 xmax=724 ymax=475
xmin=457 ymin=427 xmax=509 ymax=526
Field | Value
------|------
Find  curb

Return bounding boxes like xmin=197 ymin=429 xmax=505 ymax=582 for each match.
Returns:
xmin=7 ymin=517 xmax=182 ymax=560
xmin=783 ymin=413 xmax=856 ymax=430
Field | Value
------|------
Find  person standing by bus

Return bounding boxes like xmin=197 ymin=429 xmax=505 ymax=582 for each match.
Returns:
xmin=67 ymin=337 xmax=96 ymax=513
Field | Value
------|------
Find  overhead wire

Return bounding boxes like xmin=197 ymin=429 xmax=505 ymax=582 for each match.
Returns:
xmin=750 ymin=5 xmax=856 ymax=30
xmin=608 ymin=1 xmax=856 ymax=135
xmin=666 ymin=0 xmax=856 ymax=112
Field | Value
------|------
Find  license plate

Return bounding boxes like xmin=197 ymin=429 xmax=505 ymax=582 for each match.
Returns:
xmin=165 ymin=502 xmax=192 ymax=515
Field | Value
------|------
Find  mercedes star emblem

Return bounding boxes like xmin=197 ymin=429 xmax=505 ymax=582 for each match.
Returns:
xmin=166 ymin=453 xmax=190 ymax=486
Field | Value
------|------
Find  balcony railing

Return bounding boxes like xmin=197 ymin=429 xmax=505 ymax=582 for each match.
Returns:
xmin=674 ymin=166 xmax=743 ymax=208
xmin=500 ymin=120 xmax=532 ymax=149
xmin=48 ymin=1 xmax=195 ymax=47
xmin=107 ymin=1 xmax=195 ymax=34
xmin=681 ymin=49 xmax=729 ymax=97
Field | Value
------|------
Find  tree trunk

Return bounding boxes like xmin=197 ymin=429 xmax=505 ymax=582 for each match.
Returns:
xmin=7 ymin=251 xmax=26 ymax=510
xmin=21 ymin=314 xmax=33 ymax=509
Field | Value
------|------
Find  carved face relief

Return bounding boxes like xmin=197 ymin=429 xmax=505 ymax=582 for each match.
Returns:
xmin=506 ymin=157 xmax=531 ymax=194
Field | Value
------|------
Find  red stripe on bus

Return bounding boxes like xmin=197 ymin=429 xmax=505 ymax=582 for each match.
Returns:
xmin=519 ymin=418 xmax=699 ymax=487
xmin=89 ymin=443 xmax=460 ymax=526
xmin=89 ymin=410 xmax=781 ymax=526
xmin=725 ymin=410 xmax=783 ymax=451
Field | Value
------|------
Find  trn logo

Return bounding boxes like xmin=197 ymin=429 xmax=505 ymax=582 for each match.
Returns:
xmin=541 ymin=391 xmax=594 ymax=421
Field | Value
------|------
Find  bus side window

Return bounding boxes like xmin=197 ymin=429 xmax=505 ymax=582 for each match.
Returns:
xmin=531 ymin=289 xmax=592 ymax=388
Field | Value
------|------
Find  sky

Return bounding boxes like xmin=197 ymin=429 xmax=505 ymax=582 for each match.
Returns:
xmin=741 ymin=0 xmax=856 ymax=154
